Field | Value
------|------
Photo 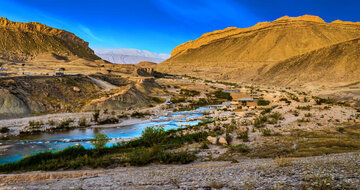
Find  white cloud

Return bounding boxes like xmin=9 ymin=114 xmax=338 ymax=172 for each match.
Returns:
xmin=79 ymin=25 xmax=103 ymax=42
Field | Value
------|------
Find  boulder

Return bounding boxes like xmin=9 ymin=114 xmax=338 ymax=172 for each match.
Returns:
xmin=72 ymin=86 xmax=81 ymax=92
xmin=206 ymin=136 xmax=217 ymax=145
xmin=218 ymin=137 xmax=228 ymax=145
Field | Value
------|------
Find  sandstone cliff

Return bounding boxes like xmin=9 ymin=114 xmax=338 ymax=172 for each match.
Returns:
xmin=0 ymin=17 xmax=99 ymax=62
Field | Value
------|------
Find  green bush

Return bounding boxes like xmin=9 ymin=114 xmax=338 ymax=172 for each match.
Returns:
xmin=28 ymin=121 xmax=44 ymax=128
xmin=268 ymin=112 xmax=284 ymax=124
xmin=180 ymin=89 xmax=200 ymax=96
xmin=262 ymin=129 xmax=272 ymax=136
xmin=0 ymin=146 xmax=89 ymax=172
xmin=0 ymin=127 xmax=9 ymax=133
xmin=200 ymin=142 xmax=209 ymax=149
xmin=237 ymin=130 xmax=249 ymax=142
xmin=93 ymin=109 xmax=100 ymax=123
xmin=91 ymin=133 xmax=109 ymax=149
xmin=213 ymin=90 xmax=232 ymax=100
xmin=98 ymin=117 xmax=119 ymax=124
xmin=170 ymin=97 xmax=186 ymax=103
xmin=305 ymin=113 xmax=312 ymax=117
xmin=142 ymin=127 xmax=167 ymax=147
xmin=151 ymin=97 xmax=165 ymax=103
xmin=296 ymin=105 xmax=312 ymax=110
xmin=48 ymin=120 xmax=55 ymax=126
xmin=229 ymin=144 xmax=251 ymax=153
xmin=131 ymin=111 xmax=151 ymax=118
xmin=56 ymin=119 xmax=74 ymax=129
xmin=128 ymin=148 xmax=196 ymax=166
xmin=258 ymin=99 xmax=270 ymax=106
xmin=78 ymin=118 xmax=89 ymax=127
xmin=254 ymin=115 xmax=268 ymax=128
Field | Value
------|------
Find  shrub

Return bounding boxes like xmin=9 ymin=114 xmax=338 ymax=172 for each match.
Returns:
xmin=268 ymin=112 xmax=284 ymax=124
xmin=258 ymin=99 xmax=270 ymax=106
xmin=237 ymin=130 xmax=249 ymax=142
xmin=229 ymin=144 xmax=251 ymax=153
xmin=56 ymin=119 xmax=73 ymax=129
xmin=180 ymin=89 xmax=200 ymax=96
xmin=296 ymin=105 xmax=312 ymax=111
xmin=261 ymin=108 xmax=273 ymax=115
xmin=48 ymin=120 xmax=55 ymax=126
xmin=28 ymin=121 xmax=44 ymax=128
xmin=262 ymin=129 xmax=272 ymax=136
xmin=103 ymin=109 xmax=108 ymax=114
xmin=141 ymin=127 xmax=167 ymax=147
xmin=131 ymin=111 xmax=151 ymax=118
xmin=151 ymin=97 xmax=165 ymax=103
xmin=98 ymin=117 xmax=119 ymax=124
xmin=226 ymin=133 xmax=232 ymax=144
xmin=305 ymin=113 xmax=312 ymax=117
xmin=91 ymin=133 xmax=109 ymax=149
xmin=293 ymin=110 xmax=299 ymax=116
xmin=78 ymin=118 xmax=89 ymax=127
xmin=200 ymin=142 xmax=209 ymax=149
xmin=191 ymin=98 xmax=209 ymax=106
xmin=117 ymin=114 xmax=128 ymax=119
xmin=254 ymin=115 xmax=268 ymax=128
xmin=170 ymin=97 xmax=186 ymax=103
xmin=0 ymin=127 xmax=9 ymax=133
xmin=337 ymin=127 xmax=345 ymax=133
xmin=93 ymin=110 xmax=100 ymax=123
xmin=128 ymin=148 xmax=196 ymax=166
xmin=274 ymin=157 xmax=294 ymax=167
xmin=213 ymin=90 xmax=232 ymax=100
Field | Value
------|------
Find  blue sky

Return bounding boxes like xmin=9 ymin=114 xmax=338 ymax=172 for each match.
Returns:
xmin=1 ymin=0 xmax=359 ymax=54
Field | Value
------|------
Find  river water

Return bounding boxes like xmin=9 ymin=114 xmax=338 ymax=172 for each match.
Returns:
xmin=0 ymin=107 xmax=218 ymax=164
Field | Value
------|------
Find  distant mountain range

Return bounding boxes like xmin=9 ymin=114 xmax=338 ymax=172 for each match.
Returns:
xmin=94 ymin=49 xmax=170 ymax=64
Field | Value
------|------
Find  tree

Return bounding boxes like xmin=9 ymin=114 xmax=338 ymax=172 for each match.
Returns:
xmin=91 ymin=133 xmax=109 ymax=149
xmin=141 ymin=127 xmax=166 ymax=147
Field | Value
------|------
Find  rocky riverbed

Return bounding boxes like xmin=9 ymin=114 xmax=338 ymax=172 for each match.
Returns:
xmin=1 ymin=152 xmax=359 ymax=189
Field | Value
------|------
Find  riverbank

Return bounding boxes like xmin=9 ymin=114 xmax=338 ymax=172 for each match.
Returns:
xmin=0 ymin=97 xmax=176 ymax=138
xmin=1 ymin=152 xmax=359 ymax=189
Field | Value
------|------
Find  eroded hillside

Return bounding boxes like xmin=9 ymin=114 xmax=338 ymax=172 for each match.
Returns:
xmin=157 ymin=15 xmax=360 ymax=85
xmin=0 ymin=75 xmax=162 ymax=119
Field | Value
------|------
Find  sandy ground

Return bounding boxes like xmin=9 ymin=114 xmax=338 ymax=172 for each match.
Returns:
xmin=0 ymin=152 xmax=359 ymax=189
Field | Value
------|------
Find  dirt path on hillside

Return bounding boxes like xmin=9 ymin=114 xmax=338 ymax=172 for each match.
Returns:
xmin=87 ymin=76 xmax=118 ymax=91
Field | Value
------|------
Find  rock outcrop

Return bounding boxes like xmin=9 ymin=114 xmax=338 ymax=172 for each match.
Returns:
xmin=0 ymin=17 xmax=100 ymax=61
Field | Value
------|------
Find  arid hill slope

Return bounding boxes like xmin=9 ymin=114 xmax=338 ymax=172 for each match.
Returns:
xmin=256 ymin=38 xmax=360 ymax=86
xmin=137 ymin=61 xmax=157 ymax=68
xmin=0 ymin=17 xmax=99 ymax=62
xmin=157 ymin=15 xmax=360 ymax=84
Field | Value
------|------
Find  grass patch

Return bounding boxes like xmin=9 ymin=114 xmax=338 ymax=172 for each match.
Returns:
xmin=251 ymin=125 xmax=360 ymax=158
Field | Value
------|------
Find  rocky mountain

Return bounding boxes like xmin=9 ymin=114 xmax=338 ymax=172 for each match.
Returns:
xmin=157 ymin=15 xmax=360 ymax=86
xmin=0 ymin=17 xmax=100 ymax=62
xmin=95 ymin=49 xmax=170 ymax=64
